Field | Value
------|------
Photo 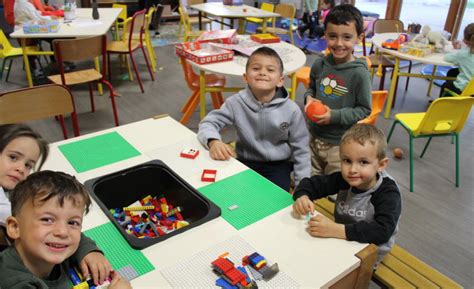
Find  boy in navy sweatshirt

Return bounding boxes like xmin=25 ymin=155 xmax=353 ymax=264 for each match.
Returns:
xmin=293 ymin=124 xmax=401 ymax=266
xmin=198 ymin=47 xmax=310 ymax=191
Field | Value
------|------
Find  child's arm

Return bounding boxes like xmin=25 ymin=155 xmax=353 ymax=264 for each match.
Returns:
xmin=287 ymin=108 xmax=311 ymax=185
xmin=74 ymin=234 xmax=112 ymax=286
xmin=293 ymin=173 xmax=348 ymax=215
xmin=345 ymin=181 xmax=401 ymax=245
xmin=197 ymin=101 xmax=235 ymax=160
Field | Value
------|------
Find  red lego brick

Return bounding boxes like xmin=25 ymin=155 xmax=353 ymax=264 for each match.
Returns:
xmin=201 ymin=169 xmax=217 ymax=182
xmin=180 ymin=148 xmax=200 ymax=159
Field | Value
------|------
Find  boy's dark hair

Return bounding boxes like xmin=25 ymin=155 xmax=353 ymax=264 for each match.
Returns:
xmin=463 ymin=23 xmax=474 ymax=49
xmin=245 ymin=46 xmax=284 ymax=75
xmin=10 ymin=170 xmax=91 ymax=216
xmin=0 ymin=124 xmax=49 ymax=170
xmin=324 ymin=4 xmax=364 ymax=36
xmin=341 ymin=124 xmax=387 ymax=160
xmin=322 ymin=0 xmax=335 ymax=8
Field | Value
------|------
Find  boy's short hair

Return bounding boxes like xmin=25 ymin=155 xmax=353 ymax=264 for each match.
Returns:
xmin=324 ymin=4 xmax=364 ymax=36
xmin=245 ymin=47 xmax=284 ymax=75
xmin=341 ymin=124 xmax=387 ymax=160
xmin=464 ymin=23 xmax=474 ymax=47
xmin=10 ymin=171 xmax=91 ymax=216
xmin=323 ymin=0 xmax=335 ymax=7
xmin=0 ymin=124 xmax=49 ymax=170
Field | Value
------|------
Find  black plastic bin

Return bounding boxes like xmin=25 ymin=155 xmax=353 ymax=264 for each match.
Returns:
xmin=84 ymin=160 xmax=221 ymax=249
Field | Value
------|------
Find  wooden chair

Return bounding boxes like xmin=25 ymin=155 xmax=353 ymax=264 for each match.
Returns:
xmin=112 ymin=3 xmax=128 ymax=41
xmin=177 ymin=0 xmax=211 ymax=38
xmin=0 ymin=84 xmax=79 ymax=139
xmin=257 ymin=3 xmax=296 ymax=45
xmin=365 ymin=19 xmax=412 ymax=94
xmin=387 ymin=96 xmax=474 ymax=192
xmin=179 ymin=6 xmax=205 ymax=42
xmin=245 ymin=2 xmax=274 ymax=33
xmin=145 ymin=6 xmax=158 ymax=72
xmin=179 ymin=56 xmax=226 ymax=125
xmin=107 ymin=9 xmax=155 ymax=93
xmin=358 ymin=90 xmax=388 ymax=126
xmin=48 ymin=35 xmax=119 ymax=127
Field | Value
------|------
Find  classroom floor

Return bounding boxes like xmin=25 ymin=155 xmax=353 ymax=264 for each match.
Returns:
xmin=0 ymin=24 xmax=473 ymax=287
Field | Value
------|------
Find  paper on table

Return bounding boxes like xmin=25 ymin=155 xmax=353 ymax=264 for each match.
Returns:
xmin=70 ymin=18 xmax=103 ymax=28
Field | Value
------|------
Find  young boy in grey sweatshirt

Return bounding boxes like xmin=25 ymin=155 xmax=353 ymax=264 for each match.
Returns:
xmin=198 ymin=47 xmax=310 ymax=191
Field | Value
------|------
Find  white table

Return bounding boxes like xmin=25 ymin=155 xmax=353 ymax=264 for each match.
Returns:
xmin=188 ymin=35 xmax=306 ymax=119
xmin=42 ymin=116 xmax=375 ymax=288
xmin=10 ymin=8 xmax=121 ymax=87
xmin=190 ymin=2 xmax=280 ymax=34
xmin=371 ymin=33 xmax=456 ymax=118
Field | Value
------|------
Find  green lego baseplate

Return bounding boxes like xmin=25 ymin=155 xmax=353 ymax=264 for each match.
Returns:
xmin=198 ymin=169 xmax=293 ymax=230
xmin=84 ymin=222 xmax=154 ymax=278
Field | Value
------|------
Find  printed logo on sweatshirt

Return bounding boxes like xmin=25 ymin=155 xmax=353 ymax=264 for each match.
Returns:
xmin=338 ymin=201 xmax=367 ymax=218
xmin=319 ymin=74 xmax=348 ymax=99
xmin=279 ymin=122 xmax=289 ymax=131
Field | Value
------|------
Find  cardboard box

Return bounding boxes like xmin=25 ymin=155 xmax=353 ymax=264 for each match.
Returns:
xmin=400 ymin=42 xmax=434 ymax=57
xmin=197 ymin=29 xmax=237 ymax=44
xmin=175 ymin=42 xmax=234 ymax=64
xmin=22 ymin=19 xmax=59 ymax=34
xmin=251 ymin=33 xmax=280 ymax=44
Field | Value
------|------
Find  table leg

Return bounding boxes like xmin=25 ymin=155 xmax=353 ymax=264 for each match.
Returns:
xmin=200 ymin=70 xmax=206 ymax=119
xmin=290 ymin=72 xmax=297 ymax=101
xmin=262 ymin=18 xmax=267 ymax=33
xmin=427 ymin=65 xmax=437 ymax=96
xmin=384 ymin=57 xmax=400 ymax=118
xmin=237 ymin=19 xmax=245 ymax=34
xmin=198 ymin=11 xmax=202 ymax=30
xmin=21 ymin=39 xmax=34 ymax=87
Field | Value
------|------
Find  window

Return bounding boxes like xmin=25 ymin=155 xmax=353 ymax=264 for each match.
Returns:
xmin=400 ymin=0 xmax=451 ymax=33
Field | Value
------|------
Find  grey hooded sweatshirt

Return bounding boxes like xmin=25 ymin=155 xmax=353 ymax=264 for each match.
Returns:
xmin=198 ymin=86 xmax=311 ymax=185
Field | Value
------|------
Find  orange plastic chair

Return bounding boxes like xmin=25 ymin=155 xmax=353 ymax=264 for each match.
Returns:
xmin=358 ymin=90 xmax=388 ymax=125
xmin=107 ymin=9 xmax=155 ymax=93
xmin=295 ymin=66 xmax=310 ymax=89
xmin=179 ymin=56 xmax=226 ymax=125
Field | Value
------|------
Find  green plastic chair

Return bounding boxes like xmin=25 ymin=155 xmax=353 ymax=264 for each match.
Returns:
xmin=387 ymin=96 xmax=474 ymax=192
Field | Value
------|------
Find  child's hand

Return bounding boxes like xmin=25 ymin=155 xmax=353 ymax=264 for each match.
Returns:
xmin=452 ymin=40 xmax=461 ymax=49
xmin=79 ymin=251 xmax=112 ymax=286
xmin=109 ymin=271 xmax=132 ymax=289
xmin=304 ymin=95 xmax=318 ymax=112
xmin=315 ymin=105 xmax=331 ymax=125
xmin=293 ymin=195 xmax=314 ymax=215
xmin=308 ymin=214 xmax=346 ymax=239
xmin=208 ymin=140 xmax=235 ymax=161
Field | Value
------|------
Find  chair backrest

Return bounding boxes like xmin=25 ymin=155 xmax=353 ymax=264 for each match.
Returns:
xmin=358 ymin=90 xmax=388 ymax=125
xmin=145 ymin=6 xmax=155 ymax=37
xmin=261 ymin=2 xmax=275 ymax=12
xmin=52 ymin=35 xmax=107 ymax=85
xmin=461 ymin=78 xmax=474 ymax=96
xmin=179 ymin=6 xmax=192 ymax=33
xmin=123 ymin=9 xmax=147 ymax=46
xmin=274 ymin=3 xmax=295 ymax=28
xmin=179 ymin=56 xmax=198 ymax=90
xmin=0 ymin=29 xmax=15 ymax=57
xmin=373 ymin=19 xmax=404 ymax=34
xmin=414 ymin=96 xmax=474 ymax=136
xmin=0 ymin=84 xmax=77 ymax=137
xmin=112 ymin=3 xmax=128 ymax=21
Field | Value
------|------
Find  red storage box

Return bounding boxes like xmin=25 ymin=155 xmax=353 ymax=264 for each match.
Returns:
xmin=175 ymin=42 xmax=234 ymax=64
xmin=197 ymin=29 xmax=237 ymax=44
xmin=251 ymin=34 xmax=280 ymax=44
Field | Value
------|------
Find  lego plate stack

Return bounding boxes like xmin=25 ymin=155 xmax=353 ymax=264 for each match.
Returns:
xmin=250 ymin=34 xmax=280 ymax=44
xmin=175 ymin=42 xmax=234 ymax=64
xmin=197 ymin=29 xmax=238 ymax=44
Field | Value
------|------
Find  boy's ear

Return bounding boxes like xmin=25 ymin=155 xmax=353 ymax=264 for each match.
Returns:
xmin=277 ymin=74 xmax=285 ymax=88
xmin=6 ymin=216 xmax=21 ymax=240
xmin=358 ymin=32 xmax=365 ymax=44
xmin=378 ymin=157 xmax=389 ymax=172
xmin=242 ymin=73 xmax=249 ymax=85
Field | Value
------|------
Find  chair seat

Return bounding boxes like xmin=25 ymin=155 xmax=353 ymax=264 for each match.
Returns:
xmin=107 ymin=40 xmax=141 ymax=53
xmin=246 ymin=17 xmax=272 ymax=24
xmin=191 ymin=73 xmax=226 ymax=88
xmin=48 ymin=69 xmax=102 ymax=85
xmin=395 ymin=112 xmax=425 ymax=132
xmin=368 ymin=54 xmax=394 ymax=67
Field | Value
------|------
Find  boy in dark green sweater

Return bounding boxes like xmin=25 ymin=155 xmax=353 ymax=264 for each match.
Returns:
xmin=0 ymin=171 xmax=131 ymax=289
xmin=304 ymin=4 xmax=371 ymax=176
